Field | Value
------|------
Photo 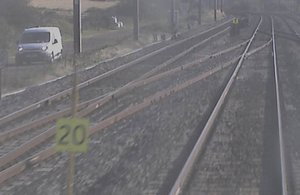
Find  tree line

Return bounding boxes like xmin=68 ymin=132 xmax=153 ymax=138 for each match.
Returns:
xmin=0 ymin=0 xmax=41 ymax=47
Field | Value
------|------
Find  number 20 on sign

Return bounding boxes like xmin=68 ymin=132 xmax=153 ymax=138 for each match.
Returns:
xmin=56 ymin=118 xmax=89 ymax=152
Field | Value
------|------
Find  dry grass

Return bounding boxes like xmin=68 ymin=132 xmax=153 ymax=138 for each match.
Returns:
xmin=2 ymin=32 xmax=159 ymax=95
xmin=29 ymin=0 xmax=120 ymax=12
xmin=2 ymin=11 xmax=219 ymax=95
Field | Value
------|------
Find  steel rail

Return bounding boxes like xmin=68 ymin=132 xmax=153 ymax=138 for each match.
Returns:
xmin=274 ymin=30 xmax=300 ymax=38
xmin=0 ymin=28 xmax=232 ymax=143
xmin=0 ymin=39 xmax=272 ymax=184
xmin=131 ymin=28 xmax=229 ymax=83
xmin=274 ymin=15 xmax=297 ymax=35
xmin=0 ymin=96 xmax=102 ymax=142
xmin=61 ymin=39 xmax=249 ymax=127
xmin=0 ymin=49 xmax=243 ymax=171
xmin=168 ymin=16 xmax=263 ymax=195
xmin=280 ymin=16 xmax=300 ymax=38
xmin=258 ymin=30 xmax=300 ymax=43
xmin=0 ymin=20 xmax=231 ymax=128
xmin=130 ymin=40 xmax=250 ymax=90
xmin=271 ymin=17 xmax=288 ymax=195
xmin=0 ymin=55 xmax=240 ymax=184
xmin=77 ymin=29 xmax=243 ymax=117
xmin=245 ymin=38 xmax=272 ymax=58
xmin=278 ymin=14 xmax=300 ymax=38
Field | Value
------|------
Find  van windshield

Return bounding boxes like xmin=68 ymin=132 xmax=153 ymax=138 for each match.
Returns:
xmin=21 ymin=32 xmax=50 ymax=43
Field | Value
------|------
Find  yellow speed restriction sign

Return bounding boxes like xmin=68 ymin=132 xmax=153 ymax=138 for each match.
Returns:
xmin=56 ymin=118 xmax=89 ymax=152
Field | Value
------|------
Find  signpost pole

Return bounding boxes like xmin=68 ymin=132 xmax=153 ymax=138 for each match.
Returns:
xmin=220 ymin=0 xmax=223 ymax=13
xmin=133 ymin=0 xmax=139 ymax=41
xmin=74 ymin=0 xmax=82 ymax=54
xmin=198 ymin=0 xmax=202 ymax=25
xmin=171 ymin=0 xmax=176 ymax=37
xmin=0 ymin=50 xmax=7 ymax=100
xmin=0 ymin=68 xmax=2 ymax=100
xmin=68 ymin=0 xmax=81 ymax=194
xmin=68 ymin=152 xmax=75 ymax=195
xmin=67 ymin=57 xmax=79 ymax=195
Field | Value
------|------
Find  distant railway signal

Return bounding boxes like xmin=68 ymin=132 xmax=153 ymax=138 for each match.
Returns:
xmin=233 ymin=17 xmax=239 ymax=24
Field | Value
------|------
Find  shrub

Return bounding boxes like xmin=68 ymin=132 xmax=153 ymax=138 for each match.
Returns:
xmin=0 ymin=19 xmax=14 ymax=49
xmin=0 ymin=0 xmax=41 ymax=55
xmin=84 ymin=7 xmax=113 ymax=29
xmin=0 ymin=0 xmax=40 ymax=29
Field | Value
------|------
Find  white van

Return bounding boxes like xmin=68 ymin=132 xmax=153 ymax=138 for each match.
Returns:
xmin=16 ymin=27 xmax=63 ymax=64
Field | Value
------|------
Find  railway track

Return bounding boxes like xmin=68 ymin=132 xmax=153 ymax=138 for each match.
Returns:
xmin=272 ymin=14 xmax=300 ymax=195
xmin=2 ymin=12 xmax=293 ymax=195
xmin=0 ymin=38 xmax=244 ymax=185
xmin=0 ymin=15 xmax=266 ymax=194
xmin=0 ymin=19 xmax=237 ymax=186
xmin=167 ymin=15 xmax=265 ymax=195
xmin=1 ymin=6 xmax=300 ymax=194
xmin=0 ymin=22 xmax=233 ymax=142
xmin=0 ymin=20 xmax=231 ymax=127
xmin=271 ymin=16 xmax=287 ymax=195
xmin=0 ymin=25 xmax=231 ymax=127
xmin=4 ymin=13 xmax=298 ymax=195
xmin=162 ymin=14 xmax=290 ymax=195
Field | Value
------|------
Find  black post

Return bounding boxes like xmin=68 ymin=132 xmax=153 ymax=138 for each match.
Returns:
xmin=0 ymin=68 xmax=2 ymax=100
xmin=198 ymin=0 xmax=202 ymax=25
xmin=214 ymin=0 xmax=217 ymax=21
xmin=171 ymin=0 xmax=176 ymax=37
xmin=133 ymin=0 xmax=139 ymax=41
xmin=69 ymin=1 xmax=81 ymax=195
xmin=74 ymin=0 xmax=81 ymax=55
xmin=0 ymin=51 xmax=7 ymax=100
xmin=220 ymin=0 xmax=223 ymax=13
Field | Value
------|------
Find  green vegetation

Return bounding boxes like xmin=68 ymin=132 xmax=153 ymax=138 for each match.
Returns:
xmin=0 ymin=0 xmax=37 ymax=50
xmin=0 ymin=0 xmax=218 ymax=94
xmin=0 ymin=0 xmax=166 ymax=58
